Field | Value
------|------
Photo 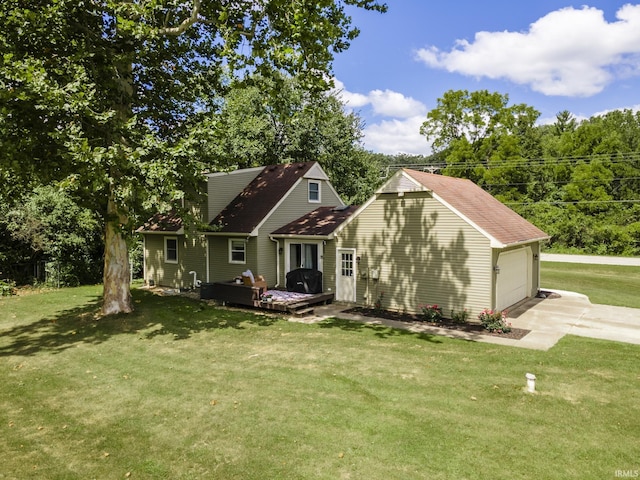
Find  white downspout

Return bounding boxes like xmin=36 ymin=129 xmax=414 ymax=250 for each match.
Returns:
xmin=142 ymin=235 xmax=147 ymax=285
xmin=270 ymin=237 xmax=280 ymax=288
xmin=205 ymin=236 xmax=210 ymax=283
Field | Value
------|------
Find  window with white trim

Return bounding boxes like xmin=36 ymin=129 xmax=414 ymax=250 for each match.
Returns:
xmin=229 ymin=239 xmax=246 ymax=264
xmin=308 ymin=180 xmax=321 ymax=203
xmin=341 ymin=252 xmax=354 ymax=277
xmin=164 ymin=237 xmax=178 ymax=264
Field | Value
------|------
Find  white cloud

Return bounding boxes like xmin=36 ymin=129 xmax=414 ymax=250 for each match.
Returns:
xmin=539 ymin=104 xmax=640 ymax=126
xmin=332 ymin=80 xmax=430 ymax=154
xmin=332 ymin=79 xmax=427 ymax=119
xmin=415 ymin=4 xmax=640 ymax=97
xmin=363 ymin=116 xmax=431 ymax=155
xmin=342 ymin=91 xmax=370 ymax=108
xmin=368 ymin=89 xmax=428 ymax=118
xmin=332 ymin=79 xmax=370 ymax=108
xmin=591 ymin=103 xmax=640 ymax=117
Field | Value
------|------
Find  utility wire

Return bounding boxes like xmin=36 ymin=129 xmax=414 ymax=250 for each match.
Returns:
xmin=483 ymin=177 xmax=640 ymax=187
xmin=385 ymin=151 xmax=640 ymax=172
xmin=505 ymin=199 xmax=640 ymax=206
xmin=381 ymin=153 xmax=640 ymax=207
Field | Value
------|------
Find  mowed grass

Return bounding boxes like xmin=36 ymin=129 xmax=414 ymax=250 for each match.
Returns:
xmin=541 ymin=262 xmax=640 ymax=308
xmin=1 ymin=285 xmax=640 ymax=479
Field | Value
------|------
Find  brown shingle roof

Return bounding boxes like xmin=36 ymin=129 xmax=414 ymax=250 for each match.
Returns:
xmin=211 ymin=162 xmax=315 ymax=234
xmin=403 ymin=169 xmax=549 ymax=247
xmin=137 ymin=211 xmax=183 ymax=233
xmin=272 ymin=206 xmax=359 ymax=237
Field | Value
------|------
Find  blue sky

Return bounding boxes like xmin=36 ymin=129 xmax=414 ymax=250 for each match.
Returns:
xmin=331 ymin=1 xmax=640 ymax=155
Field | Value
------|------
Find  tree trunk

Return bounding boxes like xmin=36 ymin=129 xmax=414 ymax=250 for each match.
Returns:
xmin=102 ymin=193 xmax=133 ymax=315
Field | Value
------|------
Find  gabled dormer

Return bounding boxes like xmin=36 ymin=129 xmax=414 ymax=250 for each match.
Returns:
xmin=208 ymin=161 xmax=343 ymax=237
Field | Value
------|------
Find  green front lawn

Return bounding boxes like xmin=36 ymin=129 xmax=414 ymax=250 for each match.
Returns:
xmin=1 ymin=285 xmax=639 ymax=479
xmin=541 ymin=262 xmax=640 ymax=308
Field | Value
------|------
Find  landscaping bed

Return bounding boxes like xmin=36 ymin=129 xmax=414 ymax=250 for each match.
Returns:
xmin=344 ymin=306 xmax=530 ymax=340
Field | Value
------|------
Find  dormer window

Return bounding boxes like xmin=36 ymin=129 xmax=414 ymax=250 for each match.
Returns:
xmin=308 ymin=180 xmax=321 ymax=203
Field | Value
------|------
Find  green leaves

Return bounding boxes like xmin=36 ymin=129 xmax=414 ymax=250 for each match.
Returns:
xmin=197 ymin=73 xmax=379 ymax=204
xmin=0 ymin=0 xmax=387 ymax=311
xmin=420 ymin=89 xmax=640 ymax=255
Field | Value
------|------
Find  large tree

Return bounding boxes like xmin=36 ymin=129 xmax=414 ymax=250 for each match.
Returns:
xmin=420 ymin=89 xmax=540 ymax=191
xmin=0 ymin=0 xmax=386 ymax=315
xmin=203 ymin=74 xmax=381 ymax=204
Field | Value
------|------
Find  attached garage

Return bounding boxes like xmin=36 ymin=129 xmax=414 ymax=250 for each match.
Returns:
xmin=327 ymin=169 xmax=549 ymax=317
xmin=496 ymin=247 xmax=531 ymax=311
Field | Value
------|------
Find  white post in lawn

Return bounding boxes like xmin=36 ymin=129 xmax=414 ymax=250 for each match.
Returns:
xmin=526 ymin=373 xmax=537 ymax=393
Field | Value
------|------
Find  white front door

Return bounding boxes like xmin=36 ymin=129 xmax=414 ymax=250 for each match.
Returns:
xmin=336 ymin=248 xmax=356 ymax=302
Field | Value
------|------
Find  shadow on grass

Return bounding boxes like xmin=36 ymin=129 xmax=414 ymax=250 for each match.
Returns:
xmin=317 ymin=317 xmax=444 ymax=344
xmin=0 ymin=288 xmax=279 ymax=357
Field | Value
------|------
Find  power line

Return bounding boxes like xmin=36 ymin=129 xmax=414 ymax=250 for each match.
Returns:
xmin=483 ymin=177 xmax=640 ymax=188
xmin=381 ymin=155 xmax=640 ymax=207
xmin=505 ymin=199 xmax=640 ymax=206
xmin=385 ymin=151 xmax=640 ymax=173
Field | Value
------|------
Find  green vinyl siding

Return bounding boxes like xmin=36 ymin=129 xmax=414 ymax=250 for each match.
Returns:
xmin=337 ymin=191 xmax=492 ymax=318
xmin=322 ymin=242 xmax=337 ymax=294
xmin=208 ymin=236 xmax=259 ymax=284
xmin=259 ymin=178 xmax=342 ymax=287
xmin=143 ymin=234 xmax=207 ymax=289
xmin=207 ymin=169 xmax=262 ymax=222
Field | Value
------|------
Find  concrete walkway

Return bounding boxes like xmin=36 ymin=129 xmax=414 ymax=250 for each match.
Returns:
xmin=300 ymin=290 xmax=640 ymax=351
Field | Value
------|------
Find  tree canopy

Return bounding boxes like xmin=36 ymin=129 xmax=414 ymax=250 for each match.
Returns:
xmin=4 ymin=186 xmax=103 ymax=286
xmin=0 ymin=0 xmax=387 ymax=314
xmin=201 ymin=74 xmax=381 ymax=204
xmin=420 ymin=90 xmax=640 ymax=256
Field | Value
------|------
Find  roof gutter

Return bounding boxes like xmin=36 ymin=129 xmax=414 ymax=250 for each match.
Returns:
xmin=492 ymin=235 xmax=551 ymax=249
xmin=269 ymin=234 xmax=333 ymax=241
xmin=200 ymin=231 xmax=257 ymax=237
xmin=137 ymin=228 xmax=185 ymax=235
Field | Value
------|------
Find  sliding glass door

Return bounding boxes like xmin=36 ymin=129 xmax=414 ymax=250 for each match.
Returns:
xmin=285 ymin=241 xmax=322 ymax=272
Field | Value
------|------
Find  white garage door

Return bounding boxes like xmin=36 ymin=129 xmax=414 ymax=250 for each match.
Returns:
xmin=496 ymin=248 xmax=529 ymax=311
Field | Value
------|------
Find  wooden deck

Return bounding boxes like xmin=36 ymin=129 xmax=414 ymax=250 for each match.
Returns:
xmin=254 ymin=292 xmax=335 ymax=315
xmin=202 ymin=281 xmax=334 ymax=316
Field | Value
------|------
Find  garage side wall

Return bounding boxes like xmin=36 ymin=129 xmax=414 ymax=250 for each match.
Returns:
xmin=336 ymin=192 xmax=493 ymax=318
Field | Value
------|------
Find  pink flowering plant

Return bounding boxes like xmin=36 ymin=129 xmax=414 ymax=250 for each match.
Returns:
xmin=419 ymin=304 xmax=443 ymax=323
xmin=478 ymin=308 xmax=512 ymax=333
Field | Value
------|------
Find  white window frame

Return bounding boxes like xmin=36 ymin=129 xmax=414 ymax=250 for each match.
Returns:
xmin=284 ymin=240 xmax=323 ymax=273
xmin=308 ymin=180 xmax=321 ymax=203
xmin=164 ymin=236 xmax=178 ymax=264
xmin=229 ymin=238 xmax=247 ymax=264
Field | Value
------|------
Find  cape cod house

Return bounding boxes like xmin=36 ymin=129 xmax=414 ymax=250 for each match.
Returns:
xmin=139 ymin=161 xmax=549 ymax=317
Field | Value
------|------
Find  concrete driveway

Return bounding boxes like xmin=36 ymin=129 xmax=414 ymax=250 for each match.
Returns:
xmin=306 ymin=289 xmax=640 ymax=351
xmin=302 ymin=254 xmax=640 ymax=350
xmin=504 ymin=289 xmax=640 ymax=350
